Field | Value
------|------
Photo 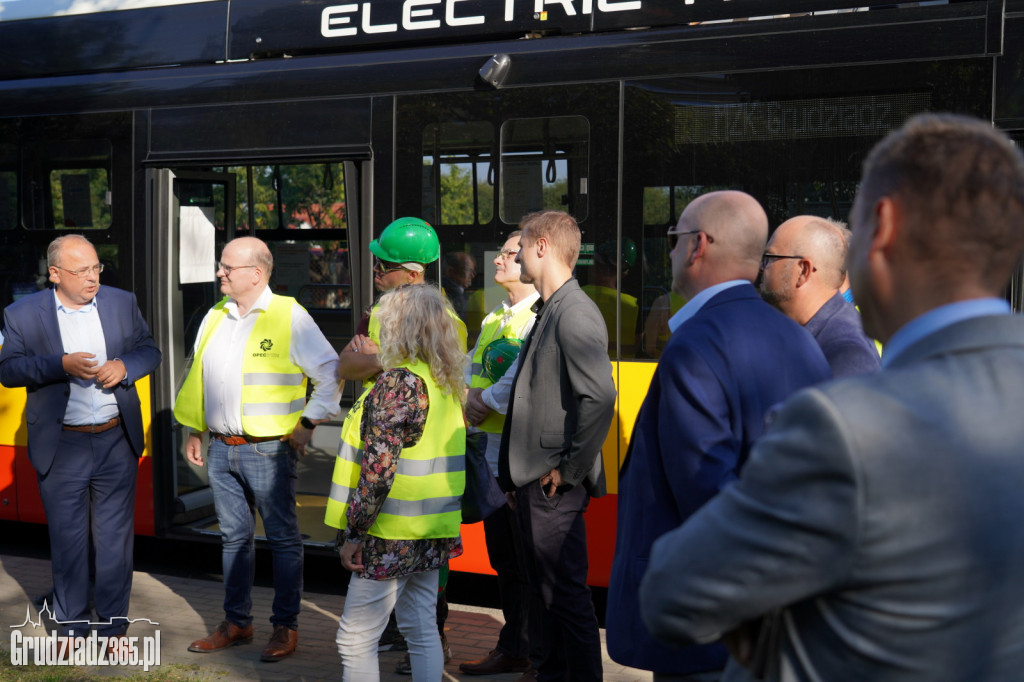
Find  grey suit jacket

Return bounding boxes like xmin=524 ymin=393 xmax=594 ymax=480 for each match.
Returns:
xmin=641 ymin=314 xmax=1024 ymax=682
xmin=499 ymin=278 xmax=616 ymax=495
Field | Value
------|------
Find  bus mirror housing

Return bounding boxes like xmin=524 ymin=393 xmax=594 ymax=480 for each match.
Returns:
xmin=479 ymin=54 xmax=511 ymax=89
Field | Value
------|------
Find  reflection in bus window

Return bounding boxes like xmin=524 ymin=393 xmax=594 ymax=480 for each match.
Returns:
xmin=270 ymin=240 xmax=351 ymax=312
xmin=422 ymin=121 xmax=494 ymax=226
xmin=500 ymin=116 xmax=589 ymax=223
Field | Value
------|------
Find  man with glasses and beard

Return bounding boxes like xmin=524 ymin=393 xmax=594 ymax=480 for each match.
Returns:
xmin=759 ymin=215 xmax=879 ymax=378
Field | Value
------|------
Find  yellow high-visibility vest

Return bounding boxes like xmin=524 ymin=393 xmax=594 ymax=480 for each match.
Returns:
xmin=173 ymin=294 xmax=306 ymax=436
xmin=468 ymin=302 xmax=535 ymax=434
xmin=324 ymin=359 xmax=465 ymax=539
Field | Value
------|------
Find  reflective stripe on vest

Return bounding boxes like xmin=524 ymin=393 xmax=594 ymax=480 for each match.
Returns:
xmin=173 ymin=294 xmax=307 ymax=436
xmin=469 ymin=302 xmax=536 ymax=433
xmin=324 ymin=359 xmax=465 ymax=540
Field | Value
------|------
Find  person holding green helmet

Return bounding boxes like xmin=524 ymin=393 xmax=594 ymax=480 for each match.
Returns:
xmin=334 ymin=216 xmax=467 ymax=673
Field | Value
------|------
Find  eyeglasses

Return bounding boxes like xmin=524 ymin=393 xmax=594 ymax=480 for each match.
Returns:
xmin=54 ymin=263 xmax=104 ymax=278
xmin=498 ymin=248 xmax=520 ymax=259
xmin=217 ymin=262 xmax=257 ymax=276
xmin=667 ymin=230 xmax=714 ymax=250
xmin=760 ymin=253 xmax=815 ymax=272
xmin=373 ymin=260 xmax=405 ymax=275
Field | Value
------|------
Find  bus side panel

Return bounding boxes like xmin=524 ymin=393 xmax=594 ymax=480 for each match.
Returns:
xmin=0 ymin=384 xmax=28 ymax=521
xmin=0 ymin=445 xmax=16 ymax=520
xmin=0 ymin=373 xmax=157 ymax=532
xmin=14 ymin=451 xmax=45 ymax=523
xmin=134 ymin=375 xmax=156 ymax=537
xmin=450 ymin=361 xmax=655 ymax=587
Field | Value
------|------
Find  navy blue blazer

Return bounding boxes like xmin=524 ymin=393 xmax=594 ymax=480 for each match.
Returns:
xmin=804 ymin=292 xmax=880 ymax=378
xmin=0 ymin=286 xmax=161 ymax=475
xmin=606 ymin=283 xmax=831 ymax=675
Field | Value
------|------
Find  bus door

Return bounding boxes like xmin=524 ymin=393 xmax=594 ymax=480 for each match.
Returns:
xmin=149 ymin=169 xmax=236 ymax=536
xmin=149 ymin=160 xmax=360 ymax=545
xmin=393 ymin=84 xmax=624 ymax=584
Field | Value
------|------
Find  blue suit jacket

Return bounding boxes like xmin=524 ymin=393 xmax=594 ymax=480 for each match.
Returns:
xmin=804 ymin=292 xmax=880 ymax=378
xmin=606 ymin=283 xmax=831 ymax=675
xmin=0 ymin=286 xmax=161 ymax=475
xmin=642 ymin=314 xmax=1024 ymax=682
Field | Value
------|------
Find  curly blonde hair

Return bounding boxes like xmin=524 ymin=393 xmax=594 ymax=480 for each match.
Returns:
xmin=375 ymin=284 xmax=466 ymax=402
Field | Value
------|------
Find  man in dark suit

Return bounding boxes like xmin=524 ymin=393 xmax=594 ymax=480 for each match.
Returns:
xmin=0 ymin=234 xmax=161 ymax=637
xmin=641 ymin=114 xmax=1024 ymax=682
xmin=498 ymin=209 xmax=616 ymax=682
xmin=606 ymin=191 xmax=831 ymax=681
xmin=760 ymin=215 xmax=880 ymax=377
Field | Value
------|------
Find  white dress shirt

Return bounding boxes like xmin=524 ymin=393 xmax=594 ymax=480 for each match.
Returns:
xmin=194 ymin=285 xmax=340 ymax=435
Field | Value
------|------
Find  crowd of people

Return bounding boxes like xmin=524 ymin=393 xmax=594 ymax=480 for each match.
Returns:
xmin=3 ymin=111 xmax=1024 ymax=682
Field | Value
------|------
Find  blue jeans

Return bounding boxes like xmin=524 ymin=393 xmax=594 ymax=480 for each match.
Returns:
xmin=207 ymin=437 xmax=302 ymax=629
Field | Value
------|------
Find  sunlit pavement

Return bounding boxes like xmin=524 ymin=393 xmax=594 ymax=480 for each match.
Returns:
xmin=0 ymin=553 xmax=652 ymax=681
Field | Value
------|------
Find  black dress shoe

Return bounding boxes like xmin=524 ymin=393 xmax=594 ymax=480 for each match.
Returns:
xmin=459 ymin=648 xmax=531 ymax=675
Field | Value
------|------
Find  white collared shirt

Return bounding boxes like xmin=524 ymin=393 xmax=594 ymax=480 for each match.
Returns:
xmin=194 ymin=285 xmax=340 ymax=435
xmin=55 ymin=289 xmax=120 ymax=425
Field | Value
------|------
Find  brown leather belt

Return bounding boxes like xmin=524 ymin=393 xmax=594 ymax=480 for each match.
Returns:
xmin=211 ymin=433 xmax=283 ymax=446
xmin=63 ymin=417 xmax=120 ymax=434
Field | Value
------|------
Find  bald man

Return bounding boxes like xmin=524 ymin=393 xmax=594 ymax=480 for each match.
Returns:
xmin=760 ymin=216 xmax=880 ymax=377
xmin=175 ymin=236 xmax=340 ymax=662
xmin=607 ymin=191 xmax=831 ymax=680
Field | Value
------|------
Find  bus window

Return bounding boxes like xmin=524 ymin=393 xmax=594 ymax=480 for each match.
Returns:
xmin=233 ymin=163 xmax=348 ymax=232
xmin=499 ymin=115 xmax=589 ymax=223
xmin=422 ymin=121 xmax=495 ymax=227
xmin=30 ymin=139 xmax=113 ymax=230
xmin=639 ymin=185 xmax=733 ymax=359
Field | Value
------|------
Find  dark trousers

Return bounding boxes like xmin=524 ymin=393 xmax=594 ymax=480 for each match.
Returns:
xmin=37 ymin=426 xmax=137 ymax=637
xmin=483 ymin=495 xmax=530 ymax=659
xmin=515 ymin=481 xmax=602 ymax=682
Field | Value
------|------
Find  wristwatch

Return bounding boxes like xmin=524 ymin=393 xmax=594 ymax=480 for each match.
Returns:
xmin=300 ymin=416 xmax=316 ymax=430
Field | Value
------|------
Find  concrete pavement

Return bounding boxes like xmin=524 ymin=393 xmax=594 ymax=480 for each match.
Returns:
xmin=1 ymin=552 xmax=652 ymax=681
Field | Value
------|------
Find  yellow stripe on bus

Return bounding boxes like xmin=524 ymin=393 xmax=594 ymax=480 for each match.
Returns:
xmin=0 ymin=376 xmax=153 ymax=456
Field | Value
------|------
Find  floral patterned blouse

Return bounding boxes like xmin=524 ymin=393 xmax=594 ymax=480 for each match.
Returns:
xmin=339 ymin=367 xmax=463 ymax=580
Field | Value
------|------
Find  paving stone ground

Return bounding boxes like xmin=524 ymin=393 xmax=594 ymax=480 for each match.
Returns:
xmin=0 ymin=553 xmax=652 ymax=681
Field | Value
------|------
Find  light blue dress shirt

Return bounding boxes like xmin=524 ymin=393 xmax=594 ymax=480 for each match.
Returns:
xmin=668 ymin=280 xmax=748 ymax=333
xmin=54 ymin=289 xmax=120 ymax=425
xmin=882 ymin=297 xmax=1011 ymax=368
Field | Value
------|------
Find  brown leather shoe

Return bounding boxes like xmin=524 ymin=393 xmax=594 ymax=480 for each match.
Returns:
xmin=260 ymin=625 xmax=298 ymax=662
xmin=459 ymin=648 xmax=531 ymax=675
xmin=187 ymin=620 xmax=253 ymax=653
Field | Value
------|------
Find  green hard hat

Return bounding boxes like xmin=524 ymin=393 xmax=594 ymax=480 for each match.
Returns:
xmin=369 ymin=217 xmax=440 ymax=264
xmin=596 ymin=238 xmax=637 ymax=269
xmin=482 ymin=338 xmax=523 ymax=383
